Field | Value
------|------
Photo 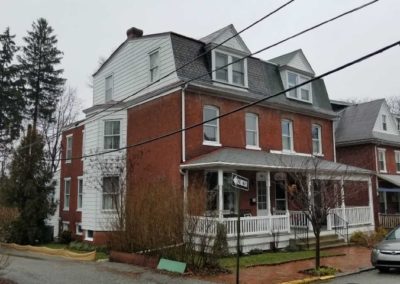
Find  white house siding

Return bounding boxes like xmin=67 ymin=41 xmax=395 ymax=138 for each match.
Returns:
xmin=47 ymin=170 xmax=60 ymax=238
xmin=212 ymin=29 xmax=249 ymax=53
xmin=287 ymin=52 xmax=314 ymax=75
xmin=92 ymin=35 xmax=179 ymax=105
xmin=373 ymin=103 xmax=399 ymax=134
xmin=81 ymin=110 xmax=127 ymax=231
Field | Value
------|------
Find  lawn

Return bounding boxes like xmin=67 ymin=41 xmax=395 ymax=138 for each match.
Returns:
xmin=219 ymin=250 xmax=343 ymax=268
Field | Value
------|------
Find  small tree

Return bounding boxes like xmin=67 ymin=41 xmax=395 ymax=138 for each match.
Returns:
xmin=1 ymin=127 xmax=56 ymax=244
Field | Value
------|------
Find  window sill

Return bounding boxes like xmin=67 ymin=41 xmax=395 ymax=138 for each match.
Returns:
xmin=63 ymin=208 xmax=69 ymax=211
xmin=313 ymin=153 xmax=324 ymax=157
xmin=65 ymin=160 xmax=71 ymax=164
xmin=203 ymin=141 xmax=222 ymax=147
xmin=213 ymin=80 xmax=248 ymax=90
xmin=76 ymin=209 xmax=82 ymax=212
xmin=101 ymin=209 xmax=117 ymax=213
xmin=85 ymin=237 xmax=93 ymax=241
xmin=246 ymin=145 xmax=261 ymax=150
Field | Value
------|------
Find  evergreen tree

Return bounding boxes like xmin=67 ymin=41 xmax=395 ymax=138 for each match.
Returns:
xmin=3 ymin=127 xmax=56 ymax=244
xmin=18 ymin=18 xmax=65 ymax=131
xmin=0 ymin=27 xmax=25 ymax=154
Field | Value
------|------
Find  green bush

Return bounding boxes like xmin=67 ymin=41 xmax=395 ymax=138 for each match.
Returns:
xmin=59 ymin=230 xmax=72 ymax=244
xmin=68 ymin=241 xmax=107 ymax=253
xmin=350 ymin=227 xmax=388 ymax=248
xmin=212 ymin=223 xmax=229 ymax=258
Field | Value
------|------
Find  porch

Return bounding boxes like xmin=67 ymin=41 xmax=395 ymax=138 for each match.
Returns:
xmin=181 ymin=148 xmax=375 ymax=252
xmin=378 ymin=174 xmax=400 ymax=229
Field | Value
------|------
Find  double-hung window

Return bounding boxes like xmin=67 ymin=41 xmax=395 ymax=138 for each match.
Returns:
xmin=105 ymin=75 xmax=113 ymax=102
xmin=378 ymin=148 xmax=387 ymax=172
xmin=203 ymin=105 xmax=220 ymax=145
xmin=66 ymin=135 xmax=73 ymax=162
xmin=312 ymin=124 xmax=322 ymax=155
xmin=77 ymin=178 xmax=83 ymax=210
xmin=149 ymin=50 xmax=159 ymax=82
xmin=382 ymin=115 xmax=387 ymax=131
xmin=286 ymin=72 xmax=312 ymax=103
xmin=213 ymin=51 xmax=247 ymax=87
xmin=395 ymin=151 xmax=400 ymax=173
xmin=245 ymin=113 xmax=259 ymax=149
xmin=102 ymin=176 xmax=119 ymax=210
xmin=281 ymin=119 xmax=293 ymax=152
xmin=64 ymin=178 xmax=71 ymax=210
xmin=104 ymin=120 xmax=120 ymax=150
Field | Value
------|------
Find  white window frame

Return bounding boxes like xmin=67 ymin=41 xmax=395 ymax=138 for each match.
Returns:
xmin=211 ymin=50 xmax=248 ymax=88
xmin=62 ymin=221 xmax=70 ymax=232
xmin=395 ymin=151 xmax=400 ymax=173
xmin=382 ymin=114 xmax=387 ymax=131
xmin=103 ymin=120 xmax=121 ymax=150
xmin=105 ymin=74 xmax=113 ymax=102
xmin=281 ymin=119 xmax=294 ymax=152
xmin=203 ymin=105 xmax=221 ymax=146
xmin=245 ymin=113 xmax=260 ymax=150
xmin=65 ymin=134 xmax=73 ymax=163
xmin=102 ymin=176 xmax=119 ymax=211
xmin=286 ymin=71 xmax=312 ymax=103
xmin=75 ymin=223 xmax=83 ymax=236
xmin=77 ymin=177 xmax=83 ymax=211
xmin=85 ymin=230 xmax=94 ymax=241
xmin=149 ymin=49 xmax=160 ymax=83
xmin=64 ymin=178 xmax=71 ymax=211
xmin=378 ymin=148 xmax=387 ymax=173
xmin=312 ymin=124 xmax=323 ymax=155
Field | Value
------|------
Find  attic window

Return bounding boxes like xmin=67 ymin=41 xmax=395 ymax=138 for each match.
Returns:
xmin=213 ymin=51 xmax=247 ymax=87
xmin=382 ymin=115 xmax=387 ymax=131
xmin=286 ymin=71 xmax=312 ymax=103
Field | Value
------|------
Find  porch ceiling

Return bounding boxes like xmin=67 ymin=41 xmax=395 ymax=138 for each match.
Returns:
xmin=379 ymin=174 xmax=400 ymax=189
xmin=181 ymin=148 xmax=371 ymax=175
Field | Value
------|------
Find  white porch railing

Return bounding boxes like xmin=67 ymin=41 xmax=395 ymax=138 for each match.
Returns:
xmin=190 ymin=214 xmax=290 ymax=237
xmin=289 ymin=211 xmax=308 ymax=228
xmin=379 ymin=213 xmax=400 ymax=229
xmin=329 ymin=206 xmax=371 ymax=227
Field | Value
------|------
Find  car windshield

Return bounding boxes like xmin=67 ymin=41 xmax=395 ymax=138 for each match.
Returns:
xmin=386 ymin=227 xmax=400 ymax=240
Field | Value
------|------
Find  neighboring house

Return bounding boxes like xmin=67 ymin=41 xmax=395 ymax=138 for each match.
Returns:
xmin=334 ymin=99 xmax=400 ymax=228
xmin=60 ymin=24 xmax=375 ymax=250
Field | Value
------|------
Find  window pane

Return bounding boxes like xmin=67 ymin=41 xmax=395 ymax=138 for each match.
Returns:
xmin=232 ymin=57 xmax=244 ymax=85
xmin=215 ymin=53 xmax=228 ymax=81
xmin=288 ymin=73 xmax=297 ymax=86
xmin=204 ymin=108 xmax=218 ymax=124
xmin=313 ymin=141 xmax=320 ymax=154
xmin=312 ymin=126 xmax=319 ymax=139
xmin=282 ymin=121 xmax=290 ymax=136
xmin=282 ymin=137 xmax=291 ymax=150
xmin=301 ymin=88 xmax=310 ymax=101
xmin=204 ymin=125 xmax=217 ymax=141
xmin=104 ymin=121 xmax=113 ymax=135
xmin=150 ymin=51 xmax=159 ymax=68
xmin=246 ymin=114 xmax=256 ymax=131
xmin=246 ymin=131 xmax=256 ymax=146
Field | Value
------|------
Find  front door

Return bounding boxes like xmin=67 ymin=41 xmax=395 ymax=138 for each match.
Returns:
xmin=256 ymin=173 xmax=268 ymax=216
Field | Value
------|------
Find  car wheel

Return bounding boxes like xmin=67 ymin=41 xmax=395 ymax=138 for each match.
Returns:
xmin=377 ymin=267 xmax=390 ymax=273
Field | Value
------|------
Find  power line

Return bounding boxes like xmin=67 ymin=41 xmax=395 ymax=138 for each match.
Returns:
xmin=59 ymin=39 xmax=400 ymax=162
xmin=81 ymin=0 xmax=296 ymax=123
xmin=84 ymin=0 xmax=379 ymax=126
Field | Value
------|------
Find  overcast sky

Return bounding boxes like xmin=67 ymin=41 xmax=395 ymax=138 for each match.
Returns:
xmin=1 ymin=0 xmax=399 ymax=111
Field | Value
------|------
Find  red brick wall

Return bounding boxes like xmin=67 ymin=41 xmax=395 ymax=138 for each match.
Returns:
xmin=184 ymin=91 xmax=334 ymax=161
xmin=336 ymin=144 xmax=376 ymax=172
xmin=60 ymin=125 xmax=84 ymax=237
xmin=126 ymin=91 xmax=183 ymax=192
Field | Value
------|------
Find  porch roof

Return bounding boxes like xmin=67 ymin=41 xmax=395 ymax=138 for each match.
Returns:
xmin=379 ymin=174 xmax=400 ymax=188
xmin=181 ymin=148 xmax=371 ymax=175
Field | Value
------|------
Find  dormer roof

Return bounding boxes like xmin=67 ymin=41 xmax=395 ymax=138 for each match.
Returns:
xmin=199 ymin=24 xmax=251 ymax=54
xmin=269 ymin=49 xmax=315 ymax=76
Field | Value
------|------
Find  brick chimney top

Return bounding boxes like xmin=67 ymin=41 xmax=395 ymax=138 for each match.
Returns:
xmin=126 ymin=27 xmax=143 ymax=39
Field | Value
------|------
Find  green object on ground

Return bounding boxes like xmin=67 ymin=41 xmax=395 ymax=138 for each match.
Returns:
xmin=219 ymin=250 xmax=343 ymax=268
xmin=157 ymin=258 xmax=186 ymax=274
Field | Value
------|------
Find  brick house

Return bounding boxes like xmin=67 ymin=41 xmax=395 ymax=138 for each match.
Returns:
xmin=60 ymin=25 xmax=375 ymax=250
xmin=334 ymin=99 xmax=400 ymax=228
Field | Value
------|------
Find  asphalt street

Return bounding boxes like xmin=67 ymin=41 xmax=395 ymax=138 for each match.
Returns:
xmin=322 ymin=269 xmax=400 ymax=284
xmin=0 ymin=248 xmax=213 ymax=284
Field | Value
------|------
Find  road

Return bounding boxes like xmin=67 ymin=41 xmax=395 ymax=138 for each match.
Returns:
xmin=0 ymin=248 xmax=214 ymax=284
xmin=322 ymin=269 xmax=400 ymax=284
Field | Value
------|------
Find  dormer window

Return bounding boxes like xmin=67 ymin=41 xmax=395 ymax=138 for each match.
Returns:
xmin=286 ymin=71 xmax=312 ymax=103
xmin=149 ymin=49 xmax=160 ymax=82
xmin=382 ymin=114 xmax=387 ymax=131
xmin=212 ymin=51 xmax=247 ymax=87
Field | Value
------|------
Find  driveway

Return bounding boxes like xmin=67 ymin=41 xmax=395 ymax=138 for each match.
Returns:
xmin=0 ymin=248 xmax=213 ymax=284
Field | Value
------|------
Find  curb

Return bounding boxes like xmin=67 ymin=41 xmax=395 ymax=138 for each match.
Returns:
xmin=280 ymin=275 xmax=335 ymax=284
xmin=335 ymin=266 xmax=375 ymax=278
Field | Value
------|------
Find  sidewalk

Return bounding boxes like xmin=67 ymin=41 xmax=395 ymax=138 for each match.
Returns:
xmin=197 ymin=246 xmax=372 ymax=284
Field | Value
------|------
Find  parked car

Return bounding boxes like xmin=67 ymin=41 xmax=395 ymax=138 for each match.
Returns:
xmin=371 ymin=225 xmax=400 ymax=272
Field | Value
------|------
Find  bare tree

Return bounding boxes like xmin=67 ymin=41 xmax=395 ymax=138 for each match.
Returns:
xmin=40 ymin=86 xmax=80 ymax=173
xmin=386 ymin=95 xmax=400 ymax=115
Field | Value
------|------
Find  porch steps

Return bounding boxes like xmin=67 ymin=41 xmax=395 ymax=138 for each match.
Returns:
xmin=294 ymin=234 xmax=347 ymax=250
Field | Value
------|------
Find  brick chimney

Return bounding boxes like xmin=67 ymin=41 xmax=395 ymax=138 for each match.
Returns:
xmin=126 ymin=27 xmax=143 ymax=39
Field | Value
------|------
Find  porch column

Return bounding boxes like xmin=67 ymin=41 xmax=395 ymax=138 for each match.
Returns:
xmin=384 ymin=192 xmax=388 ymax=214
xmin=266 ymin=171 xmax=271 ymax=215
xmin=341 ymin=177 xmax=345 ymax=220
xmin=368 ymin=177 xmax=375 ymax=226
xmin=218 ymin=169 xmax=224 ymax=221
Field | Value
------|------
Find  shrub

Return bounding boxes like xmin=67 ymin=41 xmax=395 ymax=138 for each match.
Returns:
xmin=350 ymin=227 xmax=388 ymax=248
xmin=213 ymin=223 xmax=229 ymax=258
xmin=59 ymin=230 xmax=72 ymax=244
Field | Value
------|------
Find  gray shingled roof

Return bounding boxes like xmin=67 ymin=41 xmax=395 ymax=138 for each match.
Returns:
xmin=170 ymin=33 xmax=334 ymax=116
xmin=181 ymin=147 xmax=371 ymax=175
xmin=335 ymin=99 xmax=400 ymax=146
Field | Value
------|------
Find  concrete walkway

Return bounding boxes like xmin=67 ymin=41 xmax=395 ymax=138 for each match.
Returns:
xmin=196 ymin=246 xmax=372 ymax=284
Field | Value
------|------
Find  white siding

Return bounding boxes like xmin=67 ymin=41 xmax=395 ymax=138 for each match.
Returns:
xmin=373 ymin=103 xmax=399 ymax=134
xmin=81 ymin=110 xmax=127 ymax=231
xmin=212 ymin=29 xmax=249 ymax=53
xmin=92 ymin=35 xmax=178 ymax=105
xmin=287 ymin=52 xmax=314 ymax=75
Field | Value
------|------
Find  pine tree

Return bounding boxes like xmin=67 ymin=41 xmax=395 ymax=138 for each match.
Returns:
xmin=0 ymin=27 xmax=25 ymax=152
xmin=3 ymin=127 xmax=56 ymax=244
xmin=18 ymin=18 xmax=65 ymax=131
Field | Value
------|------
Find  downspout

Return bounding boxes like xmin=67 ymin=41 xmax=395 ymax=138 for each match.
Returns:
xmin=181 ymin=83 xmax=188 ymax=163
xmin=332 ymin=119 xmax=337 ymax=162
